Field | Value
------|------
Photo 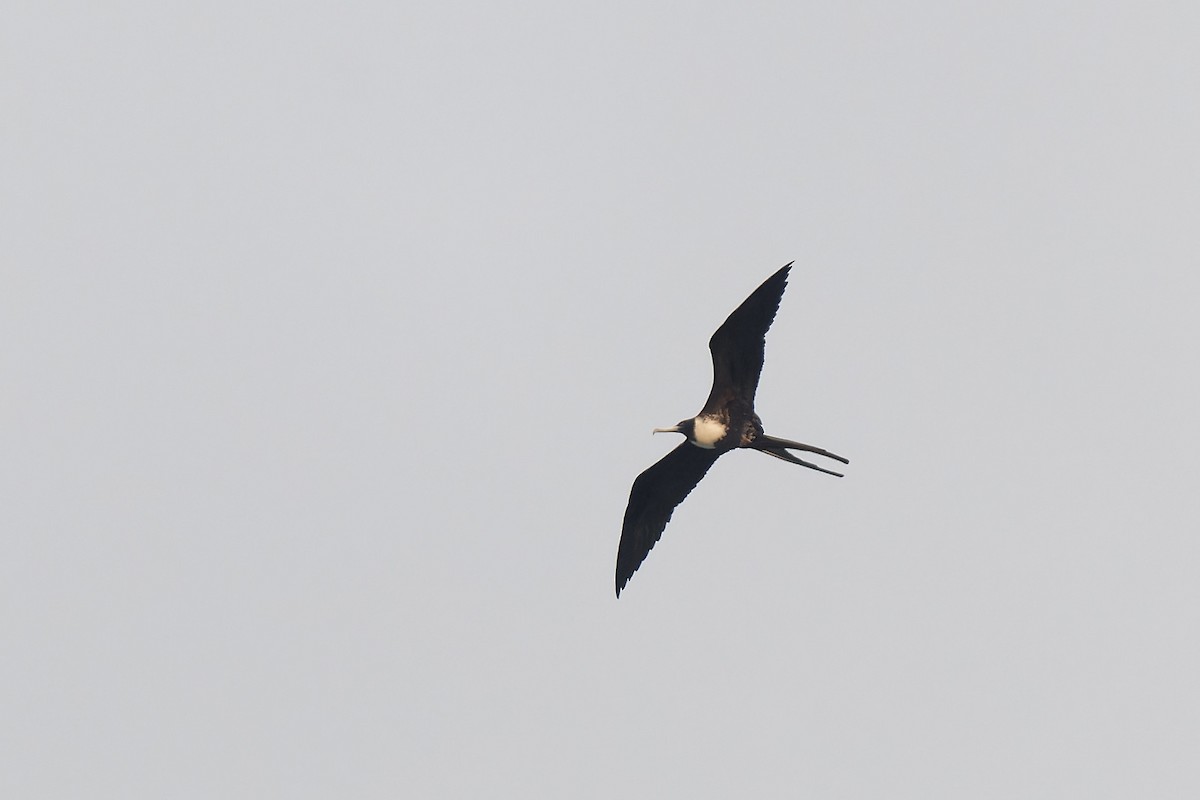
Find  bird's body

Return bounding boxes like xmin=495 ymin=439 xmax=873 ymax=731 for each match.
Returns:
xmin=615 ymin=262 xmax=848 ymax=597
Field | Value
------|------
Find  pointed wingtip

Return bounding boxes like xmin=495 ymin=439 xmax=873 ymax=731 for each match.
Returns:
xmin=773 ymin=261 xmax=793 ymax=291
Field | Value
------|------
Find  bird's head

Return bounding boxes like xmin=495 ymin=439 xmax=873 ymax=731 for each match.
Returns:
xmin=652 ymin=419 xmax=693 ymax=437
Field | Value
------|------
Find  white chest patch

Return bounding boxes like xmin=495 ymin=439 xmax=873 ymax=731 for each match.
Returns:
xmin=691 ymin=416 xmax=728 ymax=449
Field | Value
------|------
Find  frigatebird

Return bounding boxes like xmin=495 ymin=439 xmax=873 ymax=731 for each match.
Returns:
xmin=615 ymin=262 xmax=848 ymax=597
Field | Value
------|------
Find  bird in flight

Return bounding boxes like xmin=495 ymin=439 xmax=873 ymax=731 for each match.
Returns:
xmin=615 ymin=262 xmax=848 ymax=597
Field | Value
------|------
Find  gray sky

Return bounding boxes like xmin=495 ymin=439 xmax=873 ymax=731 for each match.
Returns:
xmin=5 ymin=2 xmax=1200 ymax=797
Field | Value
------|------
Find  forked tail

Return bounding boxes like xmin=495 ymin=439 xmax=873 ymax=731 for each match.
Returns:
xmin=753 ymin=435 xmax=849 ymax=477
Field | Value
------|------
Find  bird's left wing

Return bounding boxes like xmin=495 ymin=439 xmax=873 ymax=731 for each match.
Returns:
xmin=702 ymin=262 xmax=792 ymax=415
xmin=616 ymin=442 xmax=722 ymax=597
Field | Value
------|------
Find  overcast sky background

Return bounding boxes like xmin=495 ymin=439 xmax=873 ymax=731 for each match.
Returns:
xmin=5 ymin=2 xmax=1200 ymax=797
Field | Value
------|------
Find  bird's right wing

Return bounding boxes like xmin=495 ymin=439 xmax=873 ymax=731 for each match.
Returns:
xmin=616 ymin=442 xmax=722 ymax=597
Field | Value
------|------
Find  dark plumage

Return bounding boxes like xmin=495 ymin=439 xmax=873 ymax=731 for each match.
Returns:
xmin=615 ymin=263 xmax=848 ymax=597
